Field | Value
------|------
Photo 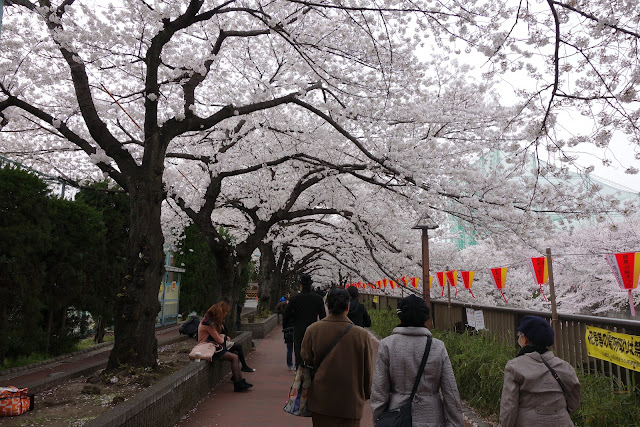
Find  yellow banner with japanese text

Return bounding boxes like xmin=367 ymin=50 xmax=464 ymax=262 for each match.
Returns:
xmin=585 ymin=325 xmax=640 ymax=372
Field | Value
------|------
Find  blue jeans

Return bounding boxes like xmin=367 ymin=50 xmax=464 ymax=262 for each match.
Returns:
xmin=286 ymin=341 xmax=294 ymax=367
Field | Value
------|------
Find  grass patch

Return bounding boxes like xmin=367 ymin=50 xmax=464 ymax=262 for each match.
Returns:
xmin=0 ymin=335 xmax=114 ymax=371
xmin=0 ymin=352 xmax=52 ymax=370
xmin=433 ymin=329 xmax=512 ymax=418
xmin=369 ymin=308 xmax=640 ymax=427
xmin=369 ymin=307 xmax=398 ymax=339
xmin=75 ymin=334 xmax=114 ymax=351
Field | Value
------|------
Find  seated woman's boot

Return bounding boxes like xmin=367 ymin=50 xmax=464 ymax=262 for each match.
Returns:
xmin=234 ymin=380 xmax=251 ymax=392
xmin=241 ymin=378 xmax=253 ymax=388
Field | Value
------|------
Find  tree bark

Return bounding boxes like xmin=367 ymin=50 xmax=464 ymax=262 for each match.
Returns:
xmin=257 ymin=242 xmax=277 ymax=313
xmin=107 ymin=174 xmax=163 ymax=370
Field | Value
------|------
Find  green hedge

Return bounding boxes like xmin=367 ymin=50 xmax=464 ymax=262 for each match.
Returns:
xmin=369 ymin=309 xmax=640 ymax=426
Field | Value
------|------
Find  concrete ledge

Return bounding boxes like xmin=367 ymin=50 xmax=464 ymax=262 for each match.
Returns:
xmin=240 ymin=313 xmax=279 ymax=339
xmin=85 ymin=331 xmax=253 ymax=427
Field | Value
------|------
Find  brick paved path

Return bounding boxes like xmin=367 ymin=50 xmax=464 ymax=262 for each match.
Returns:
xmin=177 ymin=326 xmax=377 ymax=427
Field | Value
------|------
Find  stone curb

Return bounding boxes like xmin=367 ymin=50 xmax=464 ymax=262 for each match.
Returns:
xmin=85 ymin=331 xmax=255 ymax=427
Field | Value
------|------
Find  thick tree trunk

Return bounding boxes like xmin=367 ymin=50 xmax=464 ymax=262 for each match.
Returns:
xmin=94 ymin=316 xmax=105 ymax=344
xmin=107 ymin=176 xmax=163 ymax=370
xmin=257 ymin=242 xmax=278 ymax=312
xmin=207 ymin=251 xmax=244 ymax=335
xmin=257 ymin=242 xmax=293 ymax=312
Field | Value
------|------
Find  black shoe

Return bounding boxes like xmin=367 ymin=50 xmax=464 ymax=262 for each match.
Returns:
xmin=241 ymin=378 xmax=253 ymax=388
xmin=234 ymin=380 xmax=251 ymax=392
xmin=241 ymin=366 xmax=256 ymax=372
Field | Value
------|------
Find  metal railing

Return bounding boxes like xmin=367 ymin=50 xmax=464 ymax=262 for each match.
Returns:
xmin=360 ymin=293 xmax=640 ymax=391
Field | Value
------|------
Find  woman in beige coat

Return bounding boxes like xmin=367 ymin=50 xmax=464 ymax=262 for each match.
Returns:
xmin=301 ymin=287 xmax=374 ymax=427
xmin=370 ymin=295 xmax=463 ymax=426
xmin=500 ymin=315 xmax=581 ymax=427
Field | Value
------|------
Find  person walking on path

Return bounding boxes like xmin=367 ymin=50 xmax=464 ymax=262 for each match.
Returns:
xmin=283 ymin=274 xmax=325 ymax=368
xmin=277 ymin=294 xmax=296 ymax=370
xmin=346 ymin=285 xmax=371 ymax=328
xmin=500 ymin=315 xmax=580 ymax=427
xmin=301 ymin=287 xmax=374 ymax=426
xmin=370 ymin=294 xmax=463 ymax=426
xmin=198 ymin=304 xmax=252 ymax=392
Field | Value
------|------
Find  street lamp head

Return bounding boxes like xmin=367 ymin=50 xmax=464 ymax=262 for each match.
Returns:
xmin=412 ymin=211 xmax=439 ymax=230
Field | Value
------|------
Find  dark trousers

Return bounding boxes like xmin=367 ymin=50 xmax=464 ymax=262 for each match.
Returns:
xmin=286 ymin=341 xmax=294 ymax=367
xmin=229 ymin=344 xmax=248 ymax=369
xmin=294 ymin=338 xmax=303 ymax=368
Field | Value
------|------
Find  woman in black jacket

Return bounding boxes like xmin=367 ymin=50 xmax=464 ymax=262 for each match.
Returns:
xmin=346 ymin=286 xmax=371 ymax=327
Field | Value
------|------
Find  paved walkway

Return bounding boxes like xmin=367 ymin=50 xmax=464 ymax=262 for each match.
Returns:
xmin=177 ymin=326 xmax=377 ymax=427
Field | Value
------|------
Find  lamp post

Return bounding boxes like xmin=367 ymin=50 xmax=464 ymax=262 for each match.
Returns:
xmin=412 ymin=212 xmax=438 ymax=311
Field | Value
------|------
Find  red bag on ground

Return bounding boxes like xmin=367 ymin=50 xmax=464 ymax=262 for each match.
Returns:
xmin=0 ymin=386 xmax=34 ymax=416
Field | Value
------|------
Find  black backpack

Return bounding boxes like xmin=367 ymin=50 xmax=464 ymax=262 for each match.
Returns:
xmin=179 ymin=315 xmax=200 ymax=338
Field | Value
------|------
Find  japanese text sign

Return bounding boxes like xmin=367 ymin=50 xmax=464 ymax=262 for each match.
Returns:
xmin=586 ymin=325 xmax=640 ymax=372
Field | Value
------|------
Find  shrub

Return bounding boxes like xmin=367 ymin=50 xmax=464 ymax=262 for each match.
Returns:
xmin=432 ymin=330 xmax=512 ymax=417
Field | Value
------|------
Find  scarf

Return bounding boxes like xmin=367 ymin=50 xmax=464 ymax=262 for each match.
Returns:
xmin=517 ymin=344 xmax=549 ymax=357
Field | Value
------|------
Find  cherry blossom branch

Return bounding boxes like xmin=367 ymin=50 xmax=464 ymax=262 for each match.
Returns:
xmin=552 ymin=1 xmax=640 ymax=39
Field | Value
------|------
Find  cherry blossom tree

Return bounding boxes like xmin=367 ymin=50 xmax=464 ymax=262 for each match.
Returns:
xmin=1 ymin=0 xmax=638 ymax=369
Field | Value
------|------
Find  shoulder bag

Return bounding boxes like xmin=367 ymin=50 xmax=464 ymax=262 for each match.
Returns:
xmin=283 ymin=323 xmax=354 ymax=417
xmin=540 ymin=356 xmax=572 ymax=409
xmin=375 ymin=336 xmax=432 ymax=427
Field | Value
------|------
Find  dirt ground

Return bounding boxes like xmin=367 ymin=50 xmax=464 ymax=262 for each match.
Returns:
xmin=0 ymin=339 xmax=197 ymax=427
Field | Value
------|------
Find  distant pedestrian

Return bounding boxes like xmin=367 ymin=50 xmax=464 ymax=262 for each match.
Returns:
xmin=283 ymin=274 xmax=326 ymax=368
xmin=370 ymin=294 xmax=463 ymax=426
xmin=279 ymin=295 xmax=296 ymax=370
xmin=346 ymin=286 xmax=371 ymax=328
xmin=301 ymin=287 xmax=374 ymax=426
xmin=275 ymin=295 xmax=288 ymax=317
xmin=500 ymin=315 xmax=580 ymax=427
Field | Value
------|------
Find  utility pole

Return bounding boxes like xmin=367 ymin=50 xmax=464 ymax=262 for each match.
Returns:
xmin=546 ymin=248 xmax=559 ymax=336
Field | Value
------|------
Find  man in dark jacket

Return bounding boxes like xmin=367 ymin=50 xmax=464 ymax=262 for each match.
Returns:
xmin=346 ymin=285 xmax=371 ymax=327
xmin=283 ymin=274 xmax=326 ymax=368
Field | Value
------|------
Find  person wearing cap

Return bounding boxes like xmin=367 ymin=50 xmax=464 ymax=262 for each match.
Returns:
xmin=370 ymin=294 xmax=463 ymax=426
xmin=500 ymin=315 xmax=581 ymax=427
xmin=283 ymin=274 xmax=326 ymax=368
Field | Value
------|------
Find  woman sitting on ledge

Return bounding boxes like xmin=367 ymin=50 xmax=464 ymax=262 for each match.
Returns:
xmin=217 ymin=301 xmax=255 ymax=372
xmin=199 ymin=304 xmax=252 ymax=392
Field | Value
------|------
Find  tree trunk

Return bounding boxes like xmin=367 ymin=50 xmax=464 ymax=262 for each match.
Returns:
xmin=257 ymin=242 xmax=293 ymax=312
xmin=211 ymin=252 xmax=244 ymax=335
xmin=94 ymin=316 xmax=105 ymax=344
xmin=107 ymin=176 xmax=163 ymax=370
xmin=45 ymin=308 xmax=54 ymax=354
xmin=257 ymin=242 xmax=280 ymax=312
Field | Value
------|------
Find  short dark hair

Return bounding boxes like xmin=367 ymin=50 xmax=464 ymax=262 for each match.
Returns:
xmin=326 ymin=287 xmax=350 ymax=314
xmin=347 ymin=285 xmax=358 ymax=299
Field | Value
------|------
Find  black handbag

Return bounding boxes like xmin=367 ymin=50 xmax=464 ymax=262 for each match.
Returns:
xmin=375 ymin=336 xmax=432 ymax=427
